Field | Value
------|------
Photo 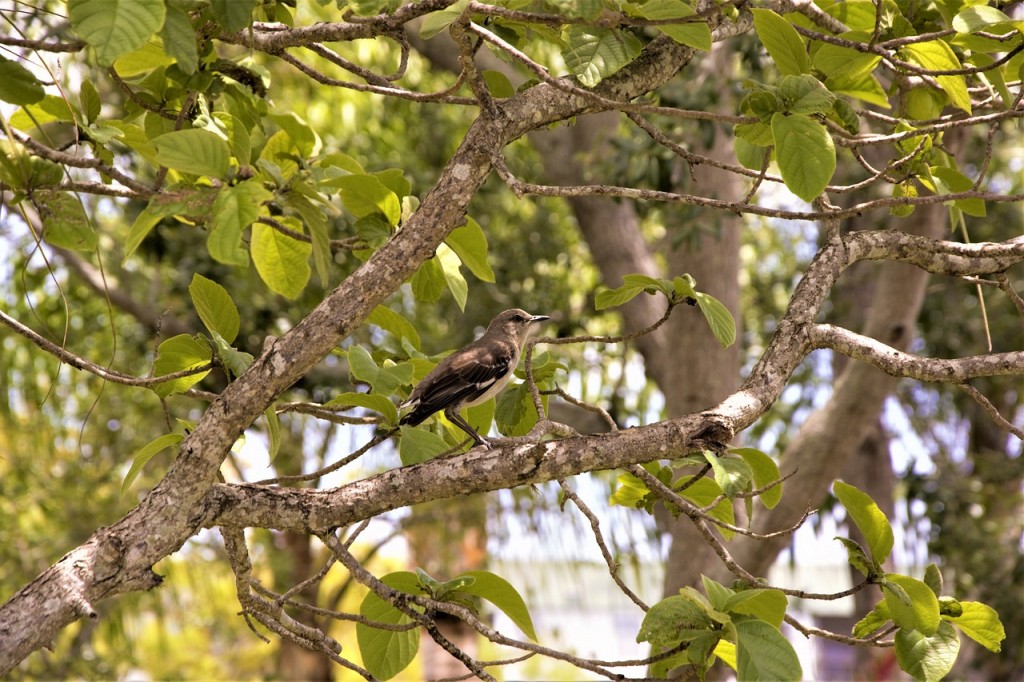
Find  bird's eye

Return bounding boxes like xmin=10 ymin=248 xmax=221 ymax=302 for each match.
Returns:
xmin=511 ymin=314 xmax=524 ymax=322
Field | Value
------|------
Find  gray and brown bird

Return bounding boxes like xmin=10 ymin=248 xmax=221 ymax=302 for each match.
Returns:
xmin=399 ymin=308 xmax=550 ymax=447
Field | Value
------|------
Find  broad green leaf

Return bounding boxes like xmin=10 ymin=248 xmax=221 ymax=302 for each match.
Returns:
xmin=152 ymin=334 xmax=212 ymax=397
xmin=161 ymin=5 xmax=198 ymax=74
xmin=189 ymin=274 xmax=240 ymax=343
xmin=892 ymin=181 xmax=918 ymax=217
xmin=120 ymin=433 xmax=183 ymax=496
xmin=111 ymin=41 xmax=174 ymax=77
xmin=9 ymin=95 xmax=74 ymax=130
xmin=812 ymin=36 xmax=881 ymax=80
xmin=894 ymin=621 xmax=959 ymax=682
xmin=419 ymin=0 xmax=469 ymax=39
xmin=952 ymin=6 xmax=1014 ymax=33
xmin=482 ymin=70 xmax=515 ymax=98
xmin=251 ymin=221 xmax=311 ymax=299
xmin=694 ymin=291 xmax=736 ymax=348
xmin=771 ymin=112 xmax=835 ymax=202
xmin=209 ymin=180 xmax=272 ymax=266
xmin=833 ymin=480 xmax=894 ymax=564
xmin=446 ymin=218 xmax=496 ymax=283
xmin=735 ymin=618 xmax=802 ymax=682
xmin=884 ymin=574 xmax=941 ymax=636
xmin=779 ymin=74 xmax=835 ymax=115
xmin=929 ymin=166 xmax=986 ymax=217
xmin=723 ymin=588 xmax=788 ymax=629
xmin=732 ymin=447 xmax=782 ymax=508
xmin=0 ymin=57 xmax=45 ymax=105
xmin=347 ymin=345 xmax=414 ymax=395
xmin=330 ymin=173 xmax=401 ymax=226
xmin=852 ymin=600 xmax=891 ymax=638
xmin=457 ymin=571 xmax=537 ymax=640
xmin=901 ymin=42 xmax=971 ymax=114
xmin=562 ymin=26 xmax=643 ymax=88
xmin=713 ymin=638 xmax=737 ymax=671
xmin=751 ymin=9 xmax=810 ymax=76
xmin=211 ymin=331 xmax=253 ymax=379
xmin=269 ymin=112 xmax=318 ymax=158
xmin=357 ymin=572 xmax=420 ymax=681
xmin=35 ymin=190 xmax=96 ymax=251
xmin=153 ymin=129 xmax=231 ymax=178
xmin=367 ymin=306 xmax=421 ymax=350
xmin=826 ymin=70 xmax=890 ymax=107
xmin=398 ymin=425 xmax=451 ymax=464
xmin=68 ymin=0 xmax=166 ymax=66
xmin=735 ymin=136 xmax=769 ymax=170
xmin=701 ymin=576 xmax=734 ymax=611
xmin=325 ymin=391 xmax=399 ymax=425
xmin=284 ymin=189 xmax=331 ymax=286
xmin=637 ymin=594 xmax=716 ymax=649
xmin=411 ymin=258 xmax=446 ymax=303
xmin=437 ymin=244 xmax=468 ymax=311
xmin=79 ymin=81 xmax=101 ymax=123
xmin=676 ymin=476 xmax=735 ymax=539
xmin=495 ymin=381 xmax=538 ymax=437
xmin=628 ymin=0 xmax=711 ymax=51
xmin=595 ymin=282 xmax=647 ymax=309
xmin=702 ymin=451 xmax=751 ymax=498
xmin=211 ymin=0 xmax=259 ymax=33
xmin=948 ymin=602 xmax=1005 ymax=652
xmin=124 ymin=193 xmax=202 ymax=262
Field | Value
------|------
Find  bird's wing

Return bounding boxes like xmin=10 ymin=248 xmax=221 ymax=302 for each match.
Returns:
xmin=399 ymin=339 xmax=516 ymax=425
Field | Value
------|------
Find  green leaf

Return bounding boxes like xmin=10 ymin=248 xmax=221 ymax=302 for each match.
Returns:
xmin=771 ymin=112 xmax=835 ymax=202
xmin=901 ymin=42 xmax=971 ymax=114
xmin=348 ymin=345 xmax=414 ymax=395
xmin=123 ymin=194 xmax=193 ymax=262
xmin=694 ymin=291 xmax=736 ymax=348
xmin=826 ymin=70 xmax=890 ymax=107
xmin=562 ymin=26 xmax=643 ymax=88
xmin=209 ymin=179 xmax=272 ymax=266
xmin=367 ymin=306 xmax=421 ymax=351
xmin=411 ymin=258 xmax=446 ymax=303
xmin=35 ymin=190 xmax=96 ymax=251
xmin=0 ymin=57 xmax=45 ymax=105
xmin=269 ymin=112 xmax=318 ymax=158
xmin=701 ymin=575 xmax=735 ymax=611
xmin=948 ymin=602 xmax=1005 ymax=652
xmin=735 ymin=618 xmax=803 ymax=682
xmin=852 ymin=600 xmax=891 ymax=638
xmin=723 ymin=589 xmax=788 ymax=629
xmin=894 ymin=621 xmax=959 ymax=682
xmin=398 ymin=425 xmax=451 ymax=465
xmin=325 ymin=391 xmax=399 ymax=425
xmin=812 ymin=35 xmax=881 ymax=80
xmin=264 ymin=405 xmax=281 ymax=463
xmin=884 ymin=574 xmax=941 ymax=636
xmin=284 ymin=189 xmax=331 ymax=286
xmin=735 ymin=136 xmax=769 ymax=170
xmin=751 ymin=8 xmax=810 ymax=76
xmin=68 ymin=0 xmax=166 ymax=67
xmin=153 ymin=129 xmax=231 ymax=178
xmin=211 ymin=331 xmax=253 ymax=379
xmin=446 ymin=217 xmax=495 ymax=283
xmin=929 ymin=166 xmax=986 ymax=217
xmin=437 ymin=244 xmax=468 ymax=311
xmin=211 ymin=0 xmax=259 ymax=33
xmin=9 ymin=95 xmax=74 ymax=130
xmin=628 ymin=0 xmax=711 ymax=51
xmin=457 ymin=571 xmax=537 ymax=640
xmin=835 ymin=536 xmax=878 ymax=577
xmin=676 ymin=476 xmax=735 ymax=539
xmin=79 ymin=80 xmax=101 ymax=124
xmin=637 ymin=594 xmax=716 ymax=649
xmin=357 ymin=572 xmax=421 ymax=681
xmin=330 ymin=173 xmax=401 ymax=226
xmin=251 ymin=221 xmax=312 ymax=299
xmin=161 ymin=5 xmax=199 ymax=74
xmin=111 ymin=41 xmax=173 ymax=76
xmin=732 ymin=447 xmax=782 ymax=508
xmin=495 ymin=381 xmax=539 ymax=437
xmin=419 ymin=0 xmax=470 ymax=39
xmin=120 ymin=433 xmax=183 ymax=496
xmin=482 ymin=70 xmax=515 ymax=98
xmin=923 ymin=563 xmax=943 ymax=596
xmin=779 ymin=74 xmax=835 ymax=115
xmin=952 ymin=6 xmax=1014 ymax=33
xmin=702 ymin=451 xmax=752 ymax=499
xmin=189 ymin=274 xmax=240 ymax=343
xmin=152 ymin=334 xmax=212 ymax=397
xmin=833 ymin=480 xmax=894 ymax=564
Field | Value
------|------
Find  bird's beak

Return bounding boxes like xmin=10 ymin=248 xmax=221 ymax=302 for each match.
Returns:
xmin=531 ymin=315 xmax=550 ymax=323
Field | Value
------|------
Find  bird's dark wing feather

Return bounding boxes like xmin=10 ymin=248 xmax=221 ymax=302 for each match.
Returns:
xmin=399 ymin=338 xmax=516 ymax=425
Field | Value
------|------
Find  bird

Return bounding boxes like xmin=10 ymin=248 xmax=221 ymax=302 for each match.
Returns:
xmin=399 ymin=308 xmax=550 ymax=447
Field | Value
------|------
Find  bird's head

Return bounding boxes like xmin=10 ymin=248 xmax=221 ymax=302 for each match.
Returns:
xmin=489 ymin=308 xmax=550 ymax=346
